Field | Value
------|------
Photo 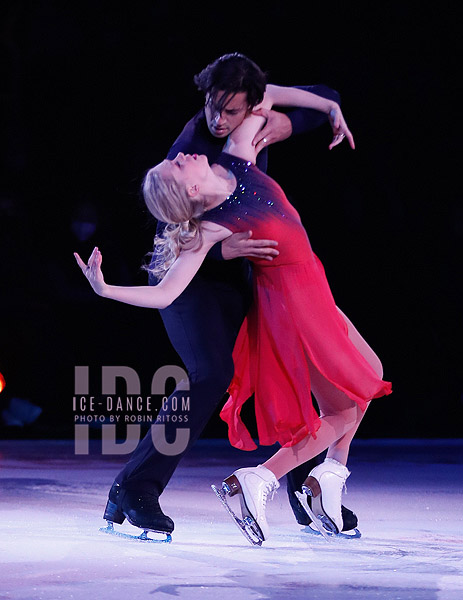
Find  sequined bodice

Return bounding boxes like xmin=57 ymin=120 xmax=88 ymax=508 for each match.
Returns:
xmin=201 ymin=153 xmax=312 ymax=267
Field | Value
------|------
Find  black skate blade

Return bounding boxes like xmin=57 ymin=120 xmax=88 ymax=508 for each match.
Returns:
xmin=100 ymin=521 xmax=172 ymax=543
xmin=295 ymin=491 xmax=332 ymax=541
xmin=211 ymin=484 xmax=262 ymax=547
xmin=302 ymin=524 xmax=362 ymax=540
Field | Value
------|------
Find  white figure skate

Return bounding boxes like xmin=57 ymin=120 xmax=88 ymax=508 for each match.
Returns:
xmin=299 ymin=458 xmax=360 ymax=539
xmin=212 ymin=465 xmax=279 ymax=546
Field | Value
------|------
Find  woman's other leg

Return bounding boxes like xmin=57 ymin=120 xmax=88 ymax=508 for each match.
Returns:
xmin=326 ymin=307 xmax=383 ymax=465
xmin=262 ymin=367 xmax=361 ymax=479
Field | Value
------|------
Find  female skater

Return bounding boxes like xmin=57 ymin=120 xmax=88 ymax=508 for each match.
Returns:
xmin=75 ymin=84 xmax=391 ymax=543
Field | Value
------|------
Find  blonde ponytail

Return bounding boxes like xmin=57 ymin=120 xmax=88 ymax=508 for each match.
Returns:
xmin=143 ymin=167 xmax=206 ymax=281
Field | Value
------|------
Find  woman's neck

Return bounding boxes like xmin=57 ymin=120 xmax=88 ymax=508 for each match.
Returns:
xmin=205 ymin=164 xmax=237 ymax=209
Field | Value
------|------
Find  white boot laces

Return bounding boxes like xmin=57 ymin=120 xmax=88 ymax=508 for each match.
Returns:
xmin=329 ymin=460 xmax=349 ymax=494
xmin=339 ymin=471 xmax=349 ymax=495
xmin=262 ymin=480 xmax=277 ymax=507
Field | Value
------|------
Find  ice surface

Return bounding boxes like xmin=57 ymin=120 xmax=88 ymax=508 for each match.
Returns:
xmin=0 ymin=439 xmax=462 ymax=600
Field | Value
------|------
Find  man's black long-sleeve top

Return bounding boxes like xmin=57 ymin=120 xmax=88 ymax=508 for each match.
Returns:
xmin=150 ymin=84 xmax=339 ymax=283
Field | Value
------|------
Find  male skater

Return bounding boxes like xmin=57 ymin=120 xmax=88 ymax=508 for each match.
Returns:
xmin=103 ymin=53 xmax=357 ymax=538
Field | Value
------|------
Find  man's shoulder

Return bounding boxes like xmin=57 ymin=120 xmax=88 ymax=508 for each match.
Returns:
xmin=173 ymin=109 xmax=207 ymax=140
xmin=168 ymin=109 xmax=223 ymax=161
xmin=167 ymin=109 xmax=208 ymax=159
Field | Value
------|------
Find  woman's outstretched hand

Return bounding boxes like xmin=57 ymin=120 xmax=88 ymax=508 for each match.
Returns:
xmin=328 ymin=104 xmax=355 ymax=150
xmin=74 ymin=246 xmax=107 ymax=296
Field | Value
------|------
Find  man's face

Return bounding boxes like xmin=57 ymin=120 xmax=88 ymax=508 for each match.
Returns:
xmin=204 ymin=90 xmax=250 ymax=138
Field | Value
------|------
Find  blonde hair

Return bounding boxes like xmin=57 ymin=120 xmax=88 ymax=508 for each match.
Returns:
xmin=143 ymin=167 xmax=207 ymax=281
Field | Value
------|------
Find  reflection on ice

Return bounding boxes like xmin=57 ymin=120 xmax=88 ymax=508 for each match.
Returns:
xmin=0 ymin=439 xmax=462 ymax=600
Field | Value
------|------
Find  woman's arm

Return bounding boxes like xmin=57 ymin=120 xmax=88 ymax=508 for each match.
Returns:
xmin=226 ymin=84 xmax=354 ymax=162
xmin=264 ymin=84 xmax=354 ymax=150
xmin=224 ymin=97 xmax=271 ymax=163
xmin=74 ymin=223 xmax=230 ymax=310
xmin=265 ymin=83 xmax=336 ymax=113
xmin=251 ymin=84 xmax=342 ymax=154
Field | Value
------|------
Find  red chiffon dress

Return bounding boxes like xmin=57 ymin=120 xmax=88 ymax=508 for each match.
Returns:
xmin=201 ymin=153 xmax=392 ymax=451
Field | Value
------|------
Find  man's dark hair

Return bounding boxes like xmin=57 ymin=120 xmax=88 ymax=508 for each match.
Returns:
xmin=194 ymin=52 xmax=267 ymax=112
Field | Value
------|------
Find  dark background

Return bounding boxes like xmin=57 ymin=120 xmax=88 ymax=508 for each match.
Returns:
xmin=0 ymin=1 xmax=460 ymax=439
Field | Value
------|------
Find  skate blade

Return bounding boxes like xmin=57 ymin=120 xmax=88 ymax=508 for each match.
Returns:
xmin=302 ymin=524 xmax=362 ymax=540
xmin=295 ymin=491 xmax=332 ymax=541
xmin=301 ymin=482 xmax=340 ymax=535
xmin=99 ymin=521 xmax=172 ymax=543
xmin=211 ymin=484 xmax=263 ymax=547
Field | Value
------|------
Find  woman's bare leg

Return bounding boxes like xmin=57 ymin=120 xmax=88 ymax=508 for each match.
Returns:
xmin=263 ymin=308 xmax=383 ymax=479
xmin=335 ymin=307 xmax=384 ymax=379
xmin=228 ymin=309 xmax=386 ymax=539
xmin=326 ymin=307 xmax=383 ymax=465
xmin=262 ymin=368 xmax=360 ymax=479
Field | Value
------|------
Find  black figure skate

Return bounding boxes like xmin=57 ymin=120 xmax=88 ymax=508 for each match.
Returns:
xmin=100 ymin=482 xmax=173 ymax=543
